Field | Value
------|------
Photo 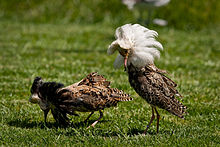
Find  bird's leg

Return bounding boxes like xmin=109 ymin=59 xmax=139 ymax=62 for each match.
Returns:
xmin=44 ymin=109 xmax=50 ymax=125
xmin=143 ymin=106 xmax=155 ymax=134
xmin=154 ymin=107 xmax=160 ymax=133
xmin=84 ymin=112 xmax=94 ymax=123
xmin=87 ymin=110 xmax=103 ymax=129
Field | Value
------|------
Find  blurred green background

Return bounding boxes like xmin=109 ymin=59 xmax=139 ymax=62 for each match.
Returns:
xmin=0 ymin=0 xmax=219 ymax=30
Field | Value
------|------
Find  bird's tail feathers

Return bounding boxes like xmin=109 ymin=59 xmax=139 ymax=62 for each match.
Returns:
xmin=109 ymin=88 xmax=133 ymax=101
xmin=114 ymin=96 xmax=133 ymax=102
xmin=168 ymin=98 xmax=187 ymax=119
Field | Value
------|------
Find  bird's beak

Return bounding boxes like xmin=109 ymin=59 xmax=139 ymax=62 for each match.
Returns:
xmin=29 ymin=94 xmax=40 ymax=104
xmin=124 ymin=54 xmax=128 ymax=71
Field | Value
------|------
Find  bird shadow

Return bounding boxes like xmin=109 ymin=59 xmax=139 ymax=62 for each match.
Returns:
xmin=7 ymin=118 xmax=51 ymax=129
xmin=127 ymin=128 xmax=145 ymax=136
xmin=126 ymin=128 xmax=158 ymax=136
xmin=7 ymin=118 xmax=109 ymax=130
xmin=127 ymin=127 xmax=174 ymax=136
xmin=7 ymin=118 xmax=175 ymax=138
xmin=70 ymin=119 xmax=110 ymax=129
xmin=7 ymin=118 xmax=62 ymax=129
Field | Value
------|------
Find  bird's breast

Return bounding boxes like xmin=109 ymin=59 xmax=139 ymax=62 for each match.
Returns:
xmin=128 ymin=66 xmax=156 ymax=104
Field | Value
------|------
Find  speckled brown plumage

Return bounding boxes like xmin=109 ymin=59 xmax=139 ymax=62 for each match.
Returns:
xmin=108 ymin=24 xmax=187 ymax=134
xmin=128 ymin=64 xmax=186 ymax=133
xmin=29 ymin=72 xmax=132 ymax=127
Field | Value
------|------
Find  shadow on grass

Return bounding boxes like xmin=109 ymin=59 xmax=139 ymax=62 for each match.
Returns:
xmin=127 ymin=127 xmax=174 ymax=136
xmin=127 ymin=128 xmax=145 ymax=135
xmin=7 ymin=118 xmax=174 ymax=138
xmin=70 ymin=119 xmax=109 ymax=128
xmin=7 ymin=118 xmax=109 ymax=130
xmin=7 ymin=118 xmax=58 ymax=129
xmin=127 ymin=128 xmax=159 ymax=136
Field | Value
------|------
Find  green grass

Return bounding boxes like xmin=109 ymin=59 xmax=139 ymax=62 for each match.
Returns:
xmin=0 ymin=0 xmax=219 ymax=30
xmin=0 ymin=20 xmax=219 ymax=146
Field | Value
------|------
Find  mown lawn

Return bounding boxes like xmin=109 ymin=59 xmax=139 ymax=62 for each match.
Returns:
xmin=0 ymin=20 xmax=219 ymax=146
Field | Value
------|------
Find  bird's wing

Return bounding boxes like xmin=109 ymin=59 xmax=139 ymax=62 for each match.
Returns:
xmin=78 ymin=72 xmax=111 ymax=88
xmin=55 ymin=85 xmax=98 ymax=112
xmin=107 ymin=88 xmax=133 ymax=102
xmin=144 ymin=68 xmax=180 ymax=98
xmin=56 ymin=84 xmax=132 ymax=112
xmin=138 ymin=68 xmax=186 ymax=118
xmin=147 ymin=64 xmax=168 ymax=74
xmin=57 ymin=72 xmax=111 ymax=93
xmin=146 ymin=65 xmax=180 ymax=94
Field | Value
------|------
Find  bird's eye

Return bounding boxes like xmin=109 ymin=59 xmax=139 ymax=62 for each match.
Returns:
xmin=119 ymin=49 xmax=128 ymax=57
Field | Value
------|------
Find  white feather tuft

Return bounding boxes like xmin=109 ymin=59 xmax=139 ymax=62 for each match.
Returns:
xmin=108 ymin=24 xmax=163 ymax=68
xmin=129 ymin=52 xmax=154 ymax=67
xmin=107 ymin=40 xmax=118 ymax=55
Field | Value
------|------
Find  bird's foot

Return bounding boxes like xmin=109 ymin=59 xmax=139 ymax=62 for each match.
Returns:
xmin=86 ymin=125 xmax=94 ymax=129
xmin=86 ymin=120 xmax=98 ymax=129
xmin=143 ymin=125 xmax=150 ymax=135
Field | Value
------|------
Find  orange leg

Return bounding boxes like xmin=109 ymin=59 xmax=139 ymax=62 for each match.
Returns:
xmin=87 ymin=110 xmax=103 ymax=129
xmin=154 ymin=107 xmax=160 ymax=133
xmin=143 ymin=106 xmax=155 ymax=134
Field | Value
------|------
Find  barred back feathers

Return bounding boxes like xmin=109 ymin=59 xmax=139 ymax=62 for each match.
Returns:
xmin=29 ymin=73 xmax=132 ymax=127
xmin=107 ymin=23 xmax=187 ymax=133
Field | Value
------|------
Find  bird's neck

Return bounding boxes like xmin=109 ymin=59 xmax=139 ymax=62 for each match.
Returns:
xmin=39 ymin=82 xmax=64 ymax=101
xmin=127 ymin=63 xmax=148 ymax=73
xmin=127 ymin=63 xmax=167 ymax=74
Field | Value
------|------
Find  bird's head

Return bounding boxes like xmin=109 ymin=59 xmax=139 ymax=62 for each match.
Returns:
xmin=29 ymin=77 xmax=43 ymax=104
xmin=29 ymin=77 xmax=51 ymax=112
xmin=107 ymin=24 xmax=163 ymax=70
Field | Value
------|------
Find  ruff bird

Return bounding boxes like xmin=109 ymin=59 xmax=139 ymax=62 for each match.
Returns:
xmin=29 ymin=72 xmax=132 ymax=127
xmin=108 ymin=24 xmax=186 ymax=134
xmin=122 ymin=0 xmax=170 ymax=26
